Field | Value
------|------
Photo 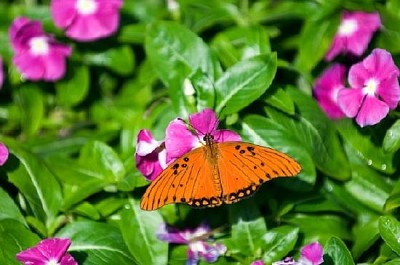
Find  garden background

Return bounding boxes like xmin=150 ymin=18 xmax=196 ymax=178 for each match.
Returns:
xmin=0 ymin=0 xmax=400 ymax=264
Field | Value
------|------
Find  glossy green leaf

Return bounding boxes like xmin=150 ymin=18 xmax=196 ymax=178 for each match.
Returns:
xmin=79 ymin=141 xmax=125 ymax=183
xmin=383 ymin=120 xmax=400 ymax=153
xmin=385 ymin=178 xmax=400 ymax=211
xmin=379 ymin=216 xmax=400 ymax=256
xmin=118 ymin=23 xmax=146 ymax=44
xmin=344 ymin=165 xmax=391 ymax=212
xmin=13 ymin=85 xmax=44 ymax=137
xmin=295 ymin=13 xmax=339 ymax=72
xmin=83 ymin=46 xmax=135 ymax=75
xmin=0 ymin=137 xmax=62 ymax=224
xmin=282 ymin=214 xmax=351 ymax=243
xmin=215 ymin=53 xmax=277 ymax=115
xmin=261 ymin=226 xmax=299 ymax=264
xmin=0 ymin=219 xmax=40 ymax=265
xmin=145 ymin=21 xmax=218 ymax=116
xmin=57 ymin=221 xmax=136 ymax=264
xmin=241 ymin=114 xmax=316 ymax=189
xmin=351 ymin=217 xmax=380 ymax=259
xmin=0 ymin=186 xmax=26 ymax=225
xmin=120 ymin=198 xmax=168 ymax=265
xmin=228 ymin=200 xmax=267 ymax=255
xmin=336 ymin=119 xmax=394 ymax=173
xmin=190 ymin=70 xmax=215 ymax=110
xmin=264 ymin=87 xmax=295 ymax=115
xmin=56 ymin=65 xmax=90 ymax=107
xmin=324 ymin=237 xmax=355 ymax=265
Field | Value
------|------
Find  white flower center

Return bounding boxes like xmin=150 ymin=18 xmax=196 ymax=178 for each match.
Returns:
xmin=29 ymin=37 xmax=49 ymax=55
xmin=363 ymin=79 xmax=378 ymax=96
xmin=331 ymin=86 xmax=341 ymax=102
xmin=46 ymin=259 xmax=60 ymax=265
xmin=76 ymin=0 xmax=98 ymax=15
xmin=338 ymin=19 xmax=358 ymax=36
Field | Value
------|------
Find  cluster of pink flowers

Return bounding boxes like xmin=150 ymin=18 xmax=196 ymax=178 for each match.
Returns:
xmin=135 ymin=108 xmax=241 ymax=181
xmin=6 ymin=0 xmax=122 ymax=83
xmin=314 ymin=11 xmax=400 ymax=127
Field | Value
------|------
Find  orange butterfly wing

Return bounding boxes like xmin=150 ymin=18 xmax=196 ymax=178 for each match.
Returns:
xmin=216 ymin=142 xmax=301 ymax=204
xmin=140 ymin=146 xmax=223 ymax=211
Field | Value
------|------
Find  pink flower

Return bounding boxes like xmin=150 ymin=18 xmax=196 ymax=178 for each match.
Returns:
xmin=135 ymin=129 xmax=169 ymax=181
xmin=51 ymin=0 xmax=123 ymax=42
xmin=16 ymin=238 xmax=77 ymax=265
xmin=165 ymin=108 xmax=241 ymax=161
xmin=313 ymin=64 xmax=346 ymax=119
xmin=338 ymin=48 xmax=400 ymax=127
xmin=272 ymin=242 xmax=323 ymax=265
xmin=157 ymin=223 xmax=226 ymax=265
xmin=251 ymin=260 xmax=265 ymax=265
xmin=9 ymin=17 xmax=72 ymax=81
xmin=0 ymin=143 xmax=9 ymax=166
xmin=326 ymin=11 xmax=381 ymax=61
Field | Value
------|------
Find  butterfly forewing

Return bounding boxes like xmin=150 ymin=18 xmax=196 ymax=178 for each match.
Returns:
xmin=140 ymin=146 xmax=222 ymax=210
xmin=216 ymin=142 xmax=301 ymax=204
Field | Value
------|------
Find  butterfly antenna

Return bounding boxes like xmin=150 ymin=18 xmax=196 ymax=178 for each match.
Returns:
xmin=177 ymin=117 xmax=204 ymax=143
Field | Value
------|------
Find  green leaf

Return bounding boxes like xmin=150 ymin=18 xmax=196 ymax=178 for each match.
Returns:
xmin=261 ymin=226 xmax=299 ymax=264
xmin=120 ymin=198 xmax=168 ymax=265
xmin=336 ymin=119 xmax=395 ymax=173
xmin=264 ymin=87 xmax=295 ymax=115
xmin=282 ymin=214 xmax=351 ymax=243
xmin=324 ymin=237 xmax=355 ymax=265
xmin=79 ymin=141 xmax=126 ymax=183
xmin=0 ymin=137 xmax=62 ymax=224
xmin=344 ymin=165 xmax=391 ymax=212
xmin=0 ymin=219 xmax=40 ymax=265
xmin=0 ymin=186 xmax=26 ymax=225
xmin=385 ymin=178 xmax=400 ymax=211
xmin=56 ymin=65 xmax=90 ymax=107
xmin=212 ymin=25 xmax=271 ymax=68
xmin=228 ymin=200 xmax=267 ymax=255
xmin=379 ymin=216 xmax=400 ymax=256
xmin=13 ymin=84 xmax=44 ymax=137
xmin=383 ymin=120 xmax=400 ymax=153
xmin=190 ymin=70 xmax=215 ymax=111
xmin=241 ymin=114 xmax=316 ymax=189
xmin=83 ymin=46 xmax=135 ymax=75
xmin=285 ymin=88 xmax=350 ymax=179
xmin=56 ymin=221 xmax=136 ymax=264
xmin=215 ymin=53 xmax=277 ymax=115
xmin=294 ymin=13 xmax=340 ymax=72
xmin=118 ymin=23 xmax=146 ymax=44
xmin=351 ymin=217 xmax=380 ymax=259
xmin=145 ymin=21 xmax=218 ymax=116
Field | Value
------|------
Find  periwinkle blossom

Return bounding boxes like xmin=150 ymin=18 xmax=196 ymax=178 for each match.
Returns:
xmin=0 ymin=143 xmax=9 ymax=166
xmin=337 ymin=48 xmax=400 ymax=127
xmin=135 ymin=129 xmax=168 ymax=181
xmin=51 ymin=0 xmax=123 ymax=42
xmin=272 ymin=242 xmax=324 ymax=265
xmin=135 ymin=109 xmax=241 ymax=181
xmin=313 ymin=64 xmax=346 ymax=119
xmin=165 ymin=108 xmax=241 ymax=162
xmin=326 ymin=11 xmax=381 ymax=61
xmin=251 ymin=260 xmax=265 ymax=265
xmin=16 ymin=238 xmax=77 ymax=265
xmin=157 ymin=223 xmax=226 ymax=265
xmin=9 ymin=17 xmax=72 ymax=81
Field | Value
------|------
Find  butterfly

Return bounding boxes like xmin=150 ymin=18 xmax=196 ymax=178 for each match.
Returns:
xmin=140 ymin=131 xmax=301 ymax=211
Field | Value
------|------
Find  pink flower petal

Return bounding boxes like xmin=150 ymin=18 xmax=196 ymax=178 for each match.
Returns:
xmin=0 ymin=143 xmax=9 ymax=166
xmin=325 ymin=37 xmax=346 ymax=61
xmin=362 ymin=49 xmax=400 ymax=80
xmin=156 ymin=223 xmax=189 ymax=244
xmin=51 ymin=0 xmax=78 ymax=28
xmin=356 ymin=96 xmax=389 ymax=127
xmin=165 ymin=119 xmax=198 ymax=161
xmin=346 ymin=29 xmax=374 ymax=57
xmin=348 ymin=60 xmax=372 ymax=89
xmin=337 ymin=88 xmax=364 ymax=118
xmin=136 ymin=129 xmax=161 ymax=156
xmin=189 ymin=108 xmax=219 ymax=136
xmin=314 ymin=64 xmax=347 ymax=119
xmin=13 ymin=51 xmax=46 ymax=81
xmin=9 ymin=17 xmax=44 ymax=52
xmin=377 ymin=74 xmax=400 ymax=109
xmin=213 ymin=129 xmax=242 ymax=142
xmin=300 ymin=242 xmax=324 ymax=265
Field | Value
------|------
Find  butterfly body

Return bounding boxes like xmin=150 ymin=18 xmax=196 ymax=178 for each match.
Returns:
xmin=140 ymin=133 xmax=301 ymax=211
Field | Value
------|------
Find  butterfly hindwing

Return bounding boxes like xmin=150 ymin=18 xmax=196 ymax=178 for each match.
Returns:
xmin=140 ymin=146 xmax=222 ymax=210
xmin=217 ymin=142 xmax=301 ymax=204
